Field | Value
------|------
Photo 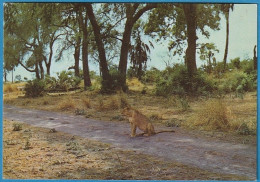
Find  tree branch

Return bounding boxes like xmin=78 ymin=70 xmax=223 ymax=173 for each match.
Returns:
xmin=18 ymin=60 xmax=36 ymax=73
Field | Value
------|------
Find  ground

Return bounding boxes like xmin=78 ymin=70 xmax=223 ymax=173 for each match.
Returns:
xmin=3 ymin=119 xmax=252 ymax=180
xmin=2 ymin=80 xmax=257 ymax=180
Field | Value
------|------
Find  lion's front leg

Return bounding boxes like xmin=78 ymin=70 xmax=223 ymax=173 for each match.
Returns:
xmin=130 ymin=123 xmax=137 ymax=137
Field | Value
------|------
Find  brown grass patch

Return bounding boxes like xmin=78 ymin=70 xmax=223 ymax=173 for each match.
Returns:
xmin=82 ymin=98 xmax=91 ymax=108
xmin=186 ymin=99 xmax=231 ymax=131
xmin=58 ymin=97 xmax=76 ymax=111
xmin=4 ymin=82 xmax=26 ymax=93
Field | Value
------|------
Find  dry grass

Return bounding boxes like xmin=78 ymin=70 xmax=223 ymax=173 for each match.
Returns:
xmin=96 ymin=95 xmax=121 ymax=111
xmin=185 ymin=99 xmax=231 ymax=131
xmin=82 ymin=98 xmax=91 ymax=108
xmin=58 ymin=97 xmax=76 ymax=111
xmin=3 ymin=82 xmax=256 ymax=134
xmin=4 ymin=82 xmax=26 ymax=93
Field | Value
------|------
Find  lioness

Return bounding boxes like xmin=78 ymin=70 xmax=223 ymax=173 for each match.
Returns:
xmin=122 ymin=107 xmax=175 ymax=137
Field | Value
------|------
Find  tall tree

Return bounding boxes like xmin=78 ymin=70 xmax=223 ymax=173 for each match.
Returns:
xmin=77 ymin=5 xmax=92 ymax=89
xmin=4 ymin=3 xmax=63 ymax=79
xmin=199 ymin=43 xmax=219 ymax=73
xmin=183 ymin=4 xmax=197 ymax=76
xmin=129 ymin=21 xmax=154 ymax=80
xmin=118 ymin=3 xmax=157 ymax=90
xmin=85 ymin=3 xmax=113 ymax=92
xmin=221 ymin=4 xmax=234 ymax=70
xmin=145 ymin=4 xmax=221 ymax=77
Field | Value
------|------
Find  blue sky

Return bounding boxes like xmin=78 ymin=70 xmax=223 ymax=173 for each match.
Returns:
xmin=6 ymin=3 xmax=258 ymax=81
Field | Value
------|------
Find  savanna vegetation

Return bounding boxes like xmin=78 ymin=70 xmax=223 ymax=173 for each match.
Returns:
xmin=3 ymin=2 xmax=257 ymax=180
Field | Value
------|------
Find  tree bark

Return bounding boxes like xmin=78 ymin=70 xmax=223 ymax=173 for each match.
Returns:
xmin=39 ymin=61 xmax=44 ymax=79
xmin=35 ymin=63 xmax=40 ymax=79
xmin=118 ymin=20 xmax=133 ymax=89
xmin=183 ymin=4 xmax=197 ymax=77
xmin=85 ymin=4 xmax=113 ymax=91
xmin=74 ymin=36 xmax=81 ymax=77
xmin=223 ymin=10 xmax=229 ymax=71
xmin=79 ymin=8 xmax=91 ymax=89
xmin=253 ymin=45 xmax=257 ymax=70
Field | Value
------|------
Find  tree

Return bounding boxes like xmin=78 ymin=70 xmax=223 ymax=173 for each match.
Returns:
xmin=221 ymin=4 xmax=234 ymax=71
xmin=199 ymin=43 xmax=219 ymax=73
xmin=117 ymin=3 xmax=157 ymax=90
xmin=145 ymin=4 xmax=221 ymax=77
xmin=4 ymin=3 xmax=63 ymax=79
xmin=183 ymin=4 xmax=197 ymax=76
xmin=129 ymin=22 xmax=154 ymax=80
xmin=77 ymin=5 xmax=92 ymax=89
xmin=85 ymin=4 xmax=113 ymax=92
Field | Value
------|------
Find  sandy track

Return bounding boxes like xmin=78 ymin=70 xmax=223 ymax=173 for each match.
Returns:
xmin=3 ymin=105 xmax=256 ymax=180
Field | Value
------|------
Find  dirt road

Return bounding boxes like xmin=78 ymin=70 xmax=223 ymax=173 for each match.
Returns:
xmin=3 ymin=105 xmax=256 ymax=180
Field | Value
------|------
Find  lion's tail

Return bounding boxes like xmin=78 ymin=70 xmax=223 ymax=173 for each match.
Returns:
xmin=155 ymin=130 xmax=175 ymax=134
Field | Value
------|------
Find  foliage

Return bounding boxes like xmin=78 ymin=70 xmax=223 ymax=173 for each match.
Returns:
xmin=155 ymin=64 xmax=215 ymax=97
xmin=218 ymin=70 xmax=256 ymax=94
xmin=230 ymin=57 xmax=241 ymax=69
xmin=24 ymin=79 xmax=46 ymax=98
xmin=45 ymin=71 xmax=81 ymax=91
xmin=101 ymin=65 xmax=128 ymax=93
xmin=141 ymin=67 xmax=162 ymax=83
xmin=4 ymin=3 xmax=63 ymax=78
xmin=129 ymin=26 xmax=154 ymax=80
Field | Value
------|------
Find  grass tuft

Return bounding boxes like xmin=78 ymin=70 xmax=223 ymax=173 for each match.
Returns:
xmin=82 ymin=98 xmax=91 ymax=108
xmin=186 ymin=99 xmax=230 ymax=131
xmin=58 ymin=98 xmax=76 ymax=111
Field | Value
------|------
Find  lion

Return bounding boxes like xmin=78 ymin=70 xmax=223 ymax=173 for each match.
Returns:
xmin=122 ymin=107 xmax=175 ymax=137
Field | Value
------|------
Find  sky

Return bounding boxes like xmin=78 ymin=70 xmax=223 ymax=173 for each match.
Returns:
xmin=5 ymin=3 xmax=258 ymax=81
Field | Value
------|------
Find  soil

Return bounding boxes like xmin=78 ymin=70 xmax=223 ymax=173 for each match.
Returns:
xmin=3 ymin=104 xmax=256 ymax=180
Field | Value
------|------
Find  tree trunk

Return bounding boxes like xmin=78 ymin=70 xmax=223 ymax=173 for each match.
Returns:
xmin=118 ymin=20 xmax=133 ymax=90
xmin=85 ymin=4 xmax=113 ymax=92
xmin=12 ymin=69 xmax=13 ymax=83
xmin=4 ymin=70 xmax=7 ymax=82
xmin=253 ymin=45 xmax=257 ymax=70
xmin=79 ymin=8 xmax=91 ymax=89
xmin=223 ymin=10 xmax=229 ymax=71
xmin=35 ymin=64 xmax=40 ymax=79
xmin=39 ymin=61 xmax=44 ymax=79
xmin=183 ymin=4 xmax=197 ymax=77
xmin=74 ymin=36 xmax=81 ymax=77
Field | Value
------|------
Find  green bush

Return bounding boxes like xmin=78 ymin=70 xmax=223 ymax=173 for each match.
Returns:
xmin=218 ymin=70 xmax=256 ymax=94
xmin=155 ymin=64 xmax=215 ymax=97
xmin=25 ymin=79 xmax=46 ymax=97
xmin=45 ymin=71 xmax=81 ymax=91
xmin=100 ymin=65 xmax=128 ymax=93
xmin=141 ymin=67 xmax=162 ymax=83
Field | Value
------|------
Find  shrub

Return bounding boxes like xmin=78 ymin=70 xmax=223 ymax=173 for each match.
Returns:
xmin=230 ymin=57 xmax=241 ymax=69
xmin=100 ymin=65 xmax=128 ymax=93
xmin=141 ymin=67 xmax=162 ymax=83
xmin=13 ymin=123 xmax=23 ymax=131
xmin=218 ymin=70 xmax=256 ymax=94
xmin=25 ymin=79 xmax=46 ymax=97
xmin=45 ymin=71 xmax=81 ymax=91
xmin=155 ymin=64 xmax=215 ymax=97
